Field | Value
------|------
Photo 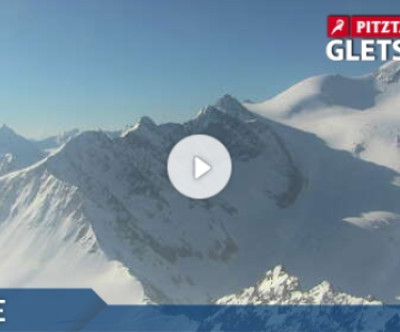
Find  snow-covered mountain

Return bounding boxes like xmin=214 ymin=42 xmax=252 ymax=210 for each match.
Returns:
xmin=0 ymin=125 xmax=45 ymax=176
xmin=0 ymin=126 xmax=122 ymax=177
xmin=245 ymin=61 xmax=400 ymax=172
xmin=215 ymin=265 xmax=380 ymax=305
xmin=201 ymin=267 xmax=388 ymax=332
xmin=81 ymin=266 xmax=388 ymax=331
xmin=1 ymin=89 xmax=400 ymax=305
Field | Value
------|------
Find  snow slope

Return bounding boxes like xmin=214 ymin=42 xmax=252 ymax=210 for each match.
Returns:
xmin=0 ymin=161 xmax=147 ymax=304
xmin=0 ymin=125 xmax=45 ymax=176
xmin=245 ymin=61 xmax=400 ymax=172
xmin=0 ymin=94 xmax=400 ymax=305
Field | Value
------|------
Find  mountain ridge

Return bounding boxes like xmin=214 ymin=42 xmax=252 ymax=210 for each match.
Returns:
xmin=0 ymin=92 xmax=400 ymax=304
xmin=1 ymin=63 xmax=400 ymax=305
xmin=215 ymin=265 xmax=381 ymax=305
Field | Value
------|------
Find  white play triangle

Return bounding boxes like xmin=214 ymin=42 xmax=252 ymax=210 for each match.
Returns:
xmin=193 ymin=156 xmax=212 ymax=180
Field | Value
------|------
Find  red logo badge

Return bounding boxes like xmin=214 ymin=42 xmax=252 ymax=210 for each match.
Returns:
xmin=327 ymin=16 xmax=350 ymax=38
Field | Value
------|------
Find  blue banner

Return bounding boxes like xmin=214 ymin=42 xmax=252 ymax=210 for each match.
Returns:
xmin=0 ymin=289 xmax=399 ymax=331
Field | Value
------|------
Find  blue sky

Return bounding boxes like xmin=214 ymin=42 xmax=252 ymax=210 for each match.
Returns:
xmin=0 ymin=0 xmax=398 ymax=138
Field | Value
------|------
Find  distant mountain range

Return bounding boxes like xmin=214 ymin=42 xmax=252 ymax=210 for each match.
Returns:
xmin=0 ymin=124 xmax=45 ymax=176
xmin=0 ymin=126 xmax=122 ymax=176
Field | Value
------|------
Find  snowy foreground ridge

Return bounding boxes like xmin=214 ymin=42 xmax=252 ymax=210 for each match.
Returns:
xmin=215 ymin=266 xmax=381 ymax=305
xmin=0 ymin=62 xmax=400 ymax=305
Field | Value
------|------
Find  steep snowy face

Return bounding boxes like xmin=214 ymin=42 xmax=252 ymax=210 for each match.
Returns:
xmin=0 ymin=97 xmax=305 ymax=305
xmin=0 ymin=125 xmax=45 ymax=176
xmin=0 ymin=162 xmax=147 ymax=304
xmin=41 ymin=97 xmax=303 ymax=303
xmin=245 ymin=61 xmax=400 ymax=173
xmin=215 ymin=266 xmax=381 ymax=305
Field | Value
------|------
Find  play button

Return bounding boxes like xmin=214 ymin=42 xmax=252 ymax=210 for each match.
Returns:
xmin=167 ymin=134 xmax=232 ymax=199
xmin=193 ymin=156 xmax=211 ymax=180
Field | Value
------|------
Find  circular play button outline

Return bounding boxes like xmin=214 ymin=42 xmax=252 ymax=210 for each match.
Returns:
xmin=167 ymin=134 xmax=232 ymax=199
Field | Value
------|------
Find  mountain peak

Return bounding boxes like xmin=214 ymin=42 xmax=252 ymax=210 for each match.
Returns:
xmin=216 ymin=93 xmax=238 ymax=103
xmin=215 ymin=94 xmax=243 ymax=110
xmin=138 ymin=116 xmax=156 ymax=127
xmin=0 ymin=125 xmax=26 ymax=144
xmin=0 ymin=124 xmax=16 ymax=136
xmin=120 ymin=116 xmax=157 ymax=137
xmin=215 ymin=265 xmax=382 ymax=305
xmin=0 ymin=124 xmax=45 ymax=176
xmin=213 ymin=94 xmax=255 ymax=121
